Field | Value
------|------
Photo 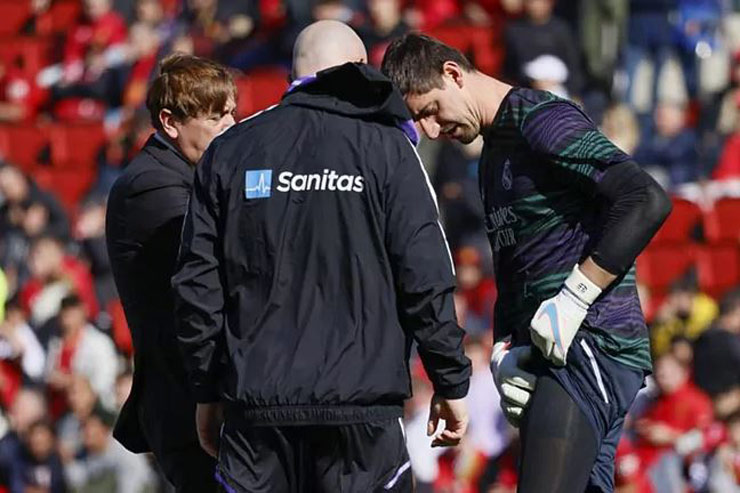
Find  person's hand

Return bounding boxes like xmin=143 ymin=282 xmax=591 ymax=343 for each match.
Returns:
xmin=636 ymin=419 xmax=678 ymax=446
xmin=427 ymin=394 xmax=468 ymax=447
xmin=490 ymin=339 xmax=537 ymax=426
xmin=47 ymin=370 xmax=72 ymax=390
xmin=530 ymin=265 xmax=601 ymax=366
xmin=675 ymin=429 xmax=703 ymax=456
xmin=196 ymin=402 xmax=224 ymax=458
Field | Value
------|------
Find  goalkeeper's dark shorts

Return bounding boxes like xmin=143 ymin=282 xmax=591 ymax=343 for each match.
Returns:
xmin=214 ymin=416 xmax=412 ymax=493
xmin=531 ymin=331 xmax=645 ymax=492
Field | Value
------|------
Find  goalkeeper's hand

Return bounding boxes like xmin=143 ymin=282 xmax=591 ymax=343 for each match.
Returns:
xmin=490 ymin=338 xmax=537 ymax=426
xmin=529 ymin=264 xmax=602 ymax=366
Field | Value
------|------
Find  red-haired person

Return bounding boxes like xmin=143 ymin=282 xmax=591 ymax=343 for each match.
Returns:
xmin=106 ymin=54 xmax=235 ymax=492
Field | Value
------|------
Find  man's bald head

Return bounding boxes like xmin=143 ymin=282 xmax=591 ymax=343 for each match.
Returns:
xmin=292 ymin=20 xmax=368 ymax=79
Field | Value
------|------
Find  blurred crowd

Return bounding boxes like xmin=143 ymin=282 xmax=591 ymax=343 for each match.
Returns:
xmin=1 ymin=0 xmax=740 ymax=492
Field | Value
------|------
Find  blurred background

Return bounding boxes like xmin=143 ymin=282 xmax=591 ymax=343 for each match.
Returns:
xmin=0 ymin=0 xmax=740 ymax=491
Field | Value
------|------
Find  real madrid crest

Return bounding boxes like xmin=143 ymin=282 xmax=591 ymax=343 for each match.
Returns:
xmin=502 ymin=159 xmax=513 ymax=191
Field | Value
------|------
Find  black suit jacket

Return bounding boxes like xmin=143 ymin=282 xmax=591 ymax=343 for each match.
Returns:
xmin=106 ymin=134 xmax=199 ymax=455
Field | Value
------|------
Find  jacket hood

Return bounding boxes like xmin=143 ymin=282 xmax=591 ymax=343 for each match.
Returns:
xmin=282 ymin=63 xmax=419 ymax=144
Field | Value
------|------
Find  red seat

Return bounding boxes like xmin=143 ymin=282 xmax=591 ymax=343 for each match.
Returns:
xmin=704 ymin=198 xmax=740 ymax=244
xmin=49 ymin=123 xmax=105 ymax=169
xmin=0 ymin=1 xmax=31 ymax=36
xmin=33 ymin=166 xmax=96 ymax=214
xmin=696 ymin=244 xmax=740 ymax=299
xmin=0 ymin=36 xmax=53 ymax=77
xmin=53 ymin=98 xmax=106 ymax=122
xmin=234 ymin=76 xmax=252 ymax=119
xmin=424 ymin=25 xmax=502 ymax=75
xmin=650 ymin=197 xmax=702 ymax=245
xmin=48 ymin=0 xmax=81 ymax=33
xmin=235 ymin=67 xmax=289 ymax=119
xmin=636 ymin=244 xmax=696 ymax=292
xmin=0 ymin=123 xmax=49 ymax=171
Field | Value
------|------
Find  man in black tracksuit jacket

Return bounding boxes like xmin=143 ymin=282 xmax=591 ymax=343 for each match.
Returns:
xmin=172 ymin=21 xmax=471 ymax=493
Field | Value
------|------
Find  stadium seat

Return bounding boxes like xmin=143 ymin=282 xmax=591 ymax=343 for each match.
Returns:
xmin=0 ymin=36 xmax=53 ymax=77
xmin=33 ymin=165 xmax=96 ymax=214
xmin=0 ymin=1 xmax=31 ymax=36
xmin=704 ymin=197 xmax=740 ymax=243
xmin=49 ymin=122 xmax=105 ymax=169
xmin=235 ymin=67 xmax=289 ymax=118
xmin=424 ymin=25 xmax=501 ymax=75
xmin=696 ymin=244 xmax=740 ymax=299
xmin=0 ymin=123 xmax=49 ymax=171
xmin=53 ymin=98 xmax=106 ymax=122
xmin=234 ymin=76 xmax=251 ymax=118
xmin=47 ymin=0 xmax=81 ymax=34
xmin=636 ymin=244 xmax=696 ymax=292
xmin=650 ymin=197 xmax=702 ymax=245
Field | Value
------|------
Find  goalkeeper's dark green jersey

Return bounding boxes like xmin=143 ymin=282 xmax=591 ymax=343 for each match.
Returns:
xmin=481 ymin=88 xmax=651 ymax=371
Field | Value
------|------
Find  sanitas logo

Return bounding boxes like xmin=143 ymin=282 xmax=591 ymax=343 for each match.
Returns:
xmin=276 ymin=169 xmax=364 ymax=193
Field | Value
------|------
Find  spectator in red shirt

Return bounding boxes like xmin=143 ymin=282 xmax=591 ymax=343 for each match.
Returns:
xmin=406 ymin=0 xmax=460 ymax=30
xmin=63 ymin=0 xmax=128 ymax=82
xmin=0 ymin=56 xmax=46 ymax=123
xmin=712 ymin=112 xmax=740 ymax=181
xmin=634 ymin=353 xmax=714 ymax=491
xmin=53 ymin=0 xmax=128 ymax=109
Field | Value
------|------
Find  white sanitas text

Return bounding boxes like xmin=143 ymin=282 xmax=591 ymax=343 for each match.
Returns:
xmin=276 ymin=169 xmax=364 ymax=193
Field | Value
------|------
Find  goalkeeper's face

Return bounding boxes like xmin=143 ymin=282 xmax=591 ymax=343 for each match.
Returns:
xmin=405 ymin=71 xmax=479 ymax=144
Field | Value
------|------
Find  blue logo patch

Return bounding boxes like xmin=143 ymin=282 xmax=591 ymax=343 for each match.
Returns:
xmin=245 ymin=169 xmax=272 ymax=199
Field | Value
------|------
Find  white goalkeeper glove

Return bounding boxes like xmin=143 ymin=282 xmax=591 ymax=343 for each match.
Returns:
xmin=529 ymin=264 xmax=602 ymax=366
xmin=490 ymin=338 xmax=537 ymax=426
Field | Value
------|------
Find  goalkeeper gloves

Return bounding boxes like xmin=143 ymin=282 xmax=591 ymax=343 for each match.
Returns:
xmin=529 ymin=264 xmax=602 ymax=366
xmin=490 ymin=337 xmax=537 ymax=426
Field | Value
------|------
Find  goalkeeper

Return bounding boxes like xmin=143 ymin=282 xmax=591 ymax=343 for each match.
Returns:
xmin=382 ymin=34 xmax=671 ymax=493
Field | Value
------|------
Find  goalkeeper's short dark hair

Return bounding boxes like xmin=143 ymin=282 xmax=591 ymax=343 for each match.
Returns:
xmin=381 ymin=33 xmax=475 ymax=96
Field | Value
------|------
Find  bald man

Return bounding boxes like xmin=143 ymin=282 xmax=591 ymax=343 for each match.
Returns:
xmin=173 ymin=21 xmax=471 ymax=492
xmin=291 ymin=20 xmax=368 ymax=78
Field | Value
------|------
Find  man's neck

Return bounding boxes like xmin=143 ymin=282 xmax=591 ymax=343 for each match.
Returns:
xmin=470 ymin=73 xmax=512 ymax=133
xmin=63 ymin=326 xmax=83 ymax=345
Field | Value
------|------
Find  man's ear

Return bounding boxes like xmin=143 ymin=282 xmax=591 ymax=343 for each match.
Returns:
xmin=159 ymin=109 xmax=179 ymax=140
xmin=443 ymin=61 xmax=465 ymax=88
